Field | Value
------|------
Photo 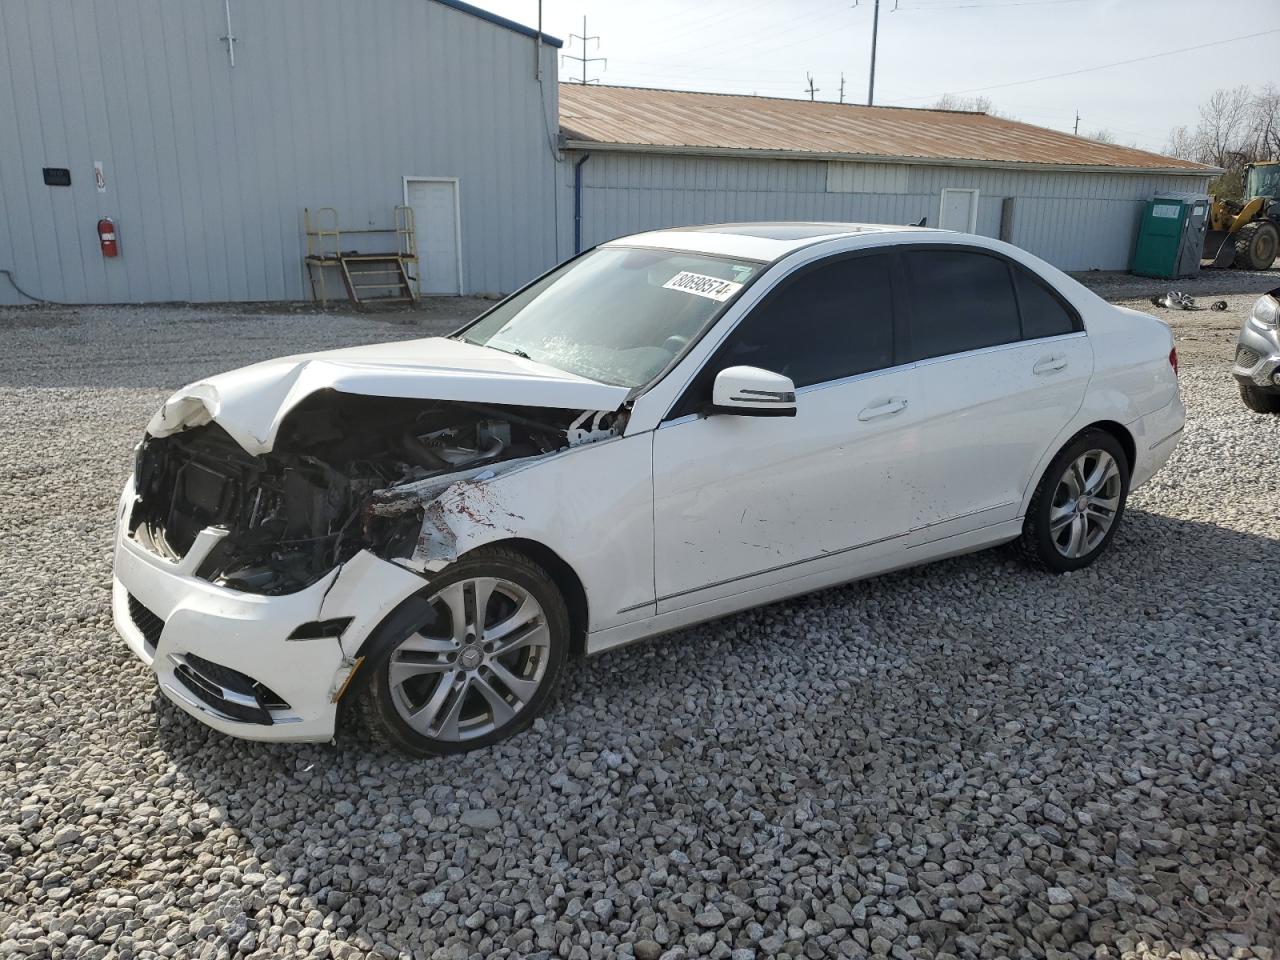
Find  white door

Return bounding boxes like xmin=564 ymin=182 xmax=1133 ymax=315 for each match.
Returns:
xmin=652 ymin=252 xmax=921 ymax=611
xmin=939 ymin=188 xmax=979 ymax=232
xmin=405 ymin=178 xmax=461 ymax=295
xmin=898 ymin=247 xmax=1093 ymax=542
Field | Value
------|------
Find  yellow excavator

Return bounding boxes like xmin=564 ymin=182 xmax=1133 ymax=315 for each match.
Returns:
xmin=1203 ymin=160 xmax=1280 ymax=270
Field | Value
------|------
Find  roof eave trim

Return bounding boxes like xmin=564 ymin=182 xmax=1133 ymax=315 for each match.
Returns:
xmin=560 ymin=139 xmax=1219 ymax=177
xmin=434 ymin=0 xmax=563 ymax=47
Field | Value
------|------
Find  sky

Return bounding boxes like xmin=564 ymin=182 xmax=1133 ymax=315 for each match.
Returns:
xmin=479 ymin=0 xmax=1280 ymax=153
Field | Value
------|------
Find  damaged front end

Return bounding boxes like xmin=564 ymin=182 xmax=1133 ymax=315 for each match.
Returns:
xmin=129 ymin=391 xmax=623 ymax=595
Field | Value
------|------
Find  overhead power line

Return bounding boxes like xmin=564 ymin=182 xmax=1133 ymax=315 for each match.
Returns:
xmin=897 ymin=27 xmax=1280 ymax=102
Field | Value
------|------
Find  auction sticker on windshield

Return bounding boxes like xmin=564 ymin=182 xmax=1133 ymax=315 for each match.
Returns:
xmin=663 ymin=271 xmax=743 ymax=302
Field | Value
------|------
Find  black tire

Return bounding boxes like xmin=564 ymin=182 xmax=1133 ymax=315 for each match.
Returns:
xmin=357 ymin=545 xmax=570 ymax=756
xmin=1018 ymin=428 xmax=1131 ymax=573
xmin=1233 ymin=221 xmax=1279 ymax=271
xmin=1240 ymin=382 xmax=1280 ymax=414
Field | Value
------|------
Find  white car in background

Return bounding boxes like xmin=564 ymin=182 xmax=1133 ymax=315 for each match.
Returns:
xmin=113 ymin=223 xmax=1184 ymax=755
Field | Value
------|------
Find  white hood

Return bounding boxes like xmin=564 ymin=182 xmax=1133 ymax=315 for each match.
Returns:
xmin=146 ymin=337 xmax=630 ymax=455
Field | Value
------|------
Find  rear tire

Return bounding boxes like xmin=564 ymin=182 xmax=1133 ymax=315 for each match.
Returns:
xmin=1233 ymin=221 xmax=1279 ymax=271
xmin=357 ymin=546 xmax=570 ymax=756
xmin=1019 ymin=429 xmax=1130 ymax=573
xmin=1240 ymin=383 xmax=1280 ymax=414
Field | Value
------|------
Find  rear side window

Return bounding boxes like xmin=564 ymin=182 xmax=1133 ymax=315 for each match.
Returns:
xmin=904 ymin=250 xmax=1021 ymax=360
xmin=712 ymin=253 xmax=895 ymax=389
xmin=1012 ymin=264 xmax=1078 ymax=339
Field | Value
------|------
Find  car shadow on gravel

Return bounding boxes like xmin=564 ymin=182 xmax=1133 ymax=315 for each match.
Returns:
xmin=149 ymin=506 xmax=1280 ymax=954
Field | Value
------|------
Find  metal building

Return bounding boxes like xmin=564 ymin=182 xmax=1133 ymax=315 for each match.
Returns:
xmin=559 ymin=85 xmax=1216 ymax=272
xmin=0 ymin=0 xmax=563 ymax=304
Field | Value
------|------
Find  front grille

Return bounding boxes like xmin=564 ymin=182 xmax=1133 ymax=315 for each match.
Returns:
xmin=172 ymin=653 xmax=290 ymax=725
xmin=1236 ymin=346 xmax=1262 ymax=368
xmin=127 ymin=594 xmax=165 ymax=654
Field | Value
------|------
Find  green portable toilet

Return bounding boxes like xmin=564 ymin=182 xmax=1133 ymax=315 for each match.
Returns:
xmin=1131 ymin=192 xmax=1210 ymax=279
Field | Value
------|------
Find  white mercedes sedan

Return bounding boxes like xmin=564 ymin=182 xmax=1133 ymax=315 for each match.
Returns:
xmin=114 ymin=223 xmax=1184 ymax=755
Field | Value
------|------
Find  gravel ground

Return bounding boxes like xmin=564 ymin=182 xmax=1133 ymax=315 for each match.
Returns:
xmin=1 ymin=283 xmax=1278 ymax=960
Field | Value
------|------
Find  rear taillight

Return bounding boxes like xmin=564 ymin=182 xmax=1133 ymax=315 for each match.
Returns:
xmin=1169 ymin=346 xmax=1178 ymax=376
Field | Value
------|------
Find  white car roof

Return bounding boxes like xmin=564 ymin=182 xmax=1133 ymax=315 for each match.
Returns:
xmin=604 ymin=221 xmax=941 ymax=262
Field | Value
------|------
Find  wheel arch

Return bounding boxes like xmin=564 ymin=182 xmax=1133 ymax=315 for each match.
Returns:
xmin=1081 ymin=419 xmax=1136 ymax=476
xmin=1019 ymin=418 xmax=1137 ymax=519
xmin=473 ymin=537 xmax=590 ymax=658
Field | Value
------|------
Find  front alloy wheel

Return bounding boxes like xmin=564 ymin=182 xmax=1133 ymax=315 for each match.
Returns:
xmin=1020 ymin=428 xmax=1130 ymax=572
xmin=358 ymin=547 xmax=570 ymax=755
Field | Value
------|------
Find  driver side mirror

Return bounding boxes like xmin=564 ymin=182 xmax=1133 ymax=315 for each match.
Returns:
xmin=711 ymin=366 xmax=797 ymax=417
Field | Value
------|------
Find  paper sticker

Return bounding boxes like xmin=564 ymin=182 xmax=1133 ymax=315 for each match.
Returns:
xmin=1152 ymin=204 xmax=1179 ymax=219
xmin=662 ymin=271 xmax=743 ymax=302
xmin=94 ymin=161 xmax=106 ymax=193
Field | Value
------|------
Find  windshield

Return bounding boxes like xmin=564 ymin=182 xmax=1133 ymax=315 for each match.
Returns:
xmin=1247 ymin=163 xmax=1280 ymax=199
xmin=456 ymin=246 xmax=763 ymax=388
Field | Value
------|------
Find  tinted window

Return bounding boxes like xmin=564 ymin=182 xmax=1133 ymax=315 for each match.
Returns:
xmin=711 ymin=254 xmax=895 ymax=389
xmin=904 ymin=250 xmax=1021 ymax=360
xmin=1013 ymin=264 xmax=1078 ymax=339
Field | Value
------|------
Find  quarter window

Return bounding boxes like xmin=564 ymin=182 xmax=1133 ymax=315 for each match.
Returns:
xmin=1012 ymin=264 xmax=1078 ymax=339
xmin=707 ymin=253 xmax=896 ymax=390
xmin=904 ymin=250 xmax=1021 ymax=360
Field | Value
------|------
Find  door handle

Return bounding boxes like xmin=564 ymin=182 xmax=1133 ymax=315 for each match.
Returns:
xmin=858 ymin=397 xmax=909 ymax=421
xmin=1033 ymin=354 xmax=1068 ymax=374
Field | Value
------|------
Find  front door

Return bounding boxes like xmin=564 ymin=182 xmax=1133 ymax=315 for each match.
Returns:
xmin=652 ymin=251 xmax=921 ymax=611
xmin=405 ymin=178 xmax=461 ymax=295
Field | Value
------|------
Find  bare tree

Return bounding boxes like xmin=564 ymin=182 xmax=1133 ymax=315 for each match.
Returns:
xmin=931 ymin=94 xmax=993 ymax=113
xmin=1163 ymin=85 xmax=1280 ymax=199
xmin=1085 ymin=128 xmax=1116 ymax=144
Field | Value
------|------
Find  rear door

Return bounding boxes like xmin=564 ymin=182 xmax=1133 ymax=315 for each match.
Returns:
xmin=900 ymin=247 xmax=1093 ymax=542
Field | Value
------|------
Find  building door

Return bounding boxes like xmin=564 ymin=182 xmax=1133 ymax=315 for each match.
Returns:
xmin=405 ymin=178 xmax=462 ymax=295
xmin=939 ymin=188 xmax=979 ymax=233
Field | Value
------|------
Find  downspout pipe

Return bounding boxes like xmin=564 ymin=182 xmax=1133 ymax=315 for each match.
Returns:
xmin=573 ymin=153 xmax=591 ymax=254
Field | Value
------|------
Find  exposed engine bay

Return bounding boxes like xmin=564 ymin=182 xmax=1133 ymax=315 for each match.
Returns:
xmin=130 ymin=391 xmax=622 ymax=595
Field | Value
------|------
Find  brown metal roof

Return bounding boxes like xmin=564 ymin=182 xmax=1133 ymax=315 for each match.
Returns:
xmin=559 ymin=84 xmax=1210 ymax=174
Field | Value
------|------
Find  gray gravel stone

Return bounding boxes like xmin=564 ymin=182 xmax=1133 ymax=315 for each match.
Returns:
xmin=1 ymin=291 xmax=1278 ymax=959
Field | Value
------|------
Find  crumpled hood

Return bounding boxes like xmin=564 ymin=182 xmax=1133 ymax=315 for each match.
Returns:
xmin=146 ymin=337 xmax=630 ymax=454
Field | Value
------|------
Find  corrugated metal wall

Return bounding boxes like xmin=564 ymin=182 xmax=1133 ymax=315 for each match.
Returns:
xmin=0 ymin=0 xmax=562 ymax=304
xmin=564 ymin=152 xmax=1211 ymax=272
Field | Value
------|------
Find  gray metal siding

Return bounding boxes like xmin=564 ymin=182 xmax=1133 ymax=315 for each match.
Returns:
xmin=566 ymin=152 xmax=1212 ymax=272
xmin=0 ymin=0 xmax=562 ymax=304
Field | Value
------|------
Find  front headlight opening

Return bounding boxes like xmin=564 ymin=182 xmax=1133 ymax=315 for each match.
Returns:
xmin=1252 ymin=294 xmax=1279 ymax=328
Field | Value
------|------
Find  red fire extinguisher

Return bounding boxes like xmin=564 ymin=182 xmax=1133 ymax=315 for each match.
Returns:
xmin=97 ymin=218 xmax=119 ymax=258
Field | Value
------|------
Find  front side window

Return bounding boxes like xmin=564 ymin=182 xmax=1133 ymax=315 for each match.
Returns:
xmin=457 ymin=247 xmax=762 ymax=388
xmin=903 ymin=249 xmax=1021 ymax=361
xmin=707 ymin=253 xmax=896 ymax=389
xmin=672 ymin=253 xmax=896 ymax=418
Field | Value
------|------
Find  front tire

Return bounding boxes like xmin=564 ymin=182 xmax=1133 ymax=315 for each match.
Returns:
xmin=1019 ymin=429 xmax=1130 ymax=573
xmin=358 ymin=546 xmax=570 ymax=756
xmin=1233 ymin=221 xmax=1279 ymax=271
xmin=1240 ymin=382 xmax=1280 ymax=414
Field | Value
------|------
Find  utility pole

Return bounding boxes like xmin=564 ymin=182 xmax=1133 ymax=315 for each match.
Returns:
xmin=1074 ymin=111 xmax=1081 ymax=135
xmin=805 ymin=72 xmax=820 ymax=100
xmin=867 ymin=0 xmax=880 ymax=106
xmin=563 ymin=16 xmax=606 ymax=85
xmin=839 ymin=72 xmax=846 ymax=104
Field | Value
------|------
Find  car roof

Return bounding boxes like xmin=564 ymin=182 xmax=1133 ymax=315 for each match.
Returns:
xmin=603 ymin=221 xmax=941 ymax=262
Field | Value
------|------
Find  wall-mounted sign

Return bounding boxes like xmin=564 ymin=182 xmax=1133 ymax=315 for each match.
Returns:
xmin=42 ymin=167 xmax=71 ymax=186
xmin=94 ymin=161 xmax=106 ymax=193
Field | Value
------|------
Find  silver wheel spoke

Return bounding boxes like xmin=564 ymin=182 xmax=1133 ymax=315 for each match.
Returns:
xmin=484 ymin=594 xmax=541 ymax=644
xmin=493 ymin=621 xmax=550 ymax=656
xmin=406 ymin=669 xmax=460 ymax=733
xmin=468 ymin=577 xmax=499 ymax=639
xmin=471 ymin=673 xmax=516 ymax=725
xmin=1066 ymin=514 xmax=1087 ymax=556
xmin=435 ymin=581 xmax=470 ymax=644
xmin=396 ymin=631 xmax=458 ymax=655
xmin=1049 ymin=502 xmax=1075 ymax=533
xmin=389 ymin=658 xmax=454 ymax=687
xmin=1083 ymin=452 xmax=1117 ymax=495
xmin=434 ymin=675 xmax=472 ymax=741
xmin=487 ymin=658 xmax=541 ymax=703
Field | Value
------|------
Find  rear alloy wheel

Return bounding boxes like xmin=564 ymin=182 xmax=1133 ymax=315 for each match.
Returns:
xmin=359 ymin=547 xmax=569 ymax=755
xmin=1240 ymin=382 xmax=1280 ymax=414
xmin=1019 ymin=429 xmax=1130 ymax=572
